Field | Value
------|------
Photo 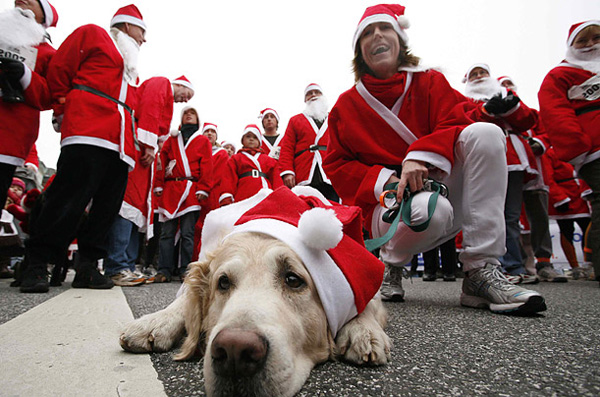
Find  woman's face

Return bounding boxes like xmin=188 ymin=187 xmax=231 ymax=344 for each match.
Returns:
xmin=573 ymin=25 xmax=600 ymax=49
xmin=223 ymin=144 xmax=235 ymax=157
xmin=182 ymin=109 xmax=198 ymax=125
xmin=359 ymin=22 xmax=401 ymax=79
xmin=203 ymin=128 xmax=217 ymax=145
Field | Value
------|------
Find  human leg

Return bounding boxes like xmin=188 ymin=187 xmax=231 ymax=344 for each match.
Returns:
xmin=500 ymin=171 xmax=526 ymax=276
xmin=578 ymin=159 xmax=600 ymax=282
xmin=178 ymin=210 xmax=200 ymax=277
xmin=523 ymin=189 xmax=553 ymax=262
xmin=0 ymin=162 xmax=17 ymax=209
xmin=422 ymin=247 xmax=439 ymax=281
xmin=157 ymin=218 xmax=178 ymax=281
xmin=439 ymin=237 xmax=457 ymax=281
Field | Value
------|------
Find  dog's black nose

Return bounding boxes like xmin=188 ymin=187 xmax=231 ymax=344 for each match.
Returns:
xmin=211 ymin=329 xmax=268 ymax=377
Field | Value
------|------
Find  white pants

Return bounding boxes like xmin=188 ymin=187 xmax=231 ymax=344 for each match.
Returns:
xmin=373 ymin=122 xmax=507 ymax=272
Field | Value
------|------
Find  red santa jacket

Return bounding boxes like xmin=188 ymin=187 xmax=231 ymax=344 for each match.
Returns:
xmin=455 ymin=91 xmax=538 ymax=178
xmin=279 ymin=113 xmax=331 ymax=185
xmin=260 ymin=134 xmax=285 ymax=160
xmin=46 ymin=24 xmax=138 ymax=168
xmin=120 ymin=77 xmax=174 ymax=236
xmin=323 ymin=70 xmax=472 ymax=234
xmin=0 ymin=42 xmax=55 ymax=166
xmin=538 ymin=63 xmax=600 ymax=169
xmin=219 ymin=148 xmax=283 ymax=204
xmin=543 ymin=147 xmax=591 ymax=220
xmin=155 ymin=131 xmax=213 ymax=220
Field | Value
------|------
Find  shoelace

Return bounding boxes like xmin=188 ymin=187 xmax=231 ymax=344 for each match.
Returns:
xmin=478 ymin=265 xmax=513 ymax=291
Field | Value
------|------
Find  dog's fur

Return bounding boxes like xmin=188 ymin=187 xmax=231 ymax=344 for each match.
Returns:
xmin=120 ymin=232 xmax=391 ymax=397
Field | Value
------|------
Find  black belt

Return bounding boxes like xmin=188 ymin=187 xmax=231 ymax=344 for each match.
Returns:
xmin=575 ymin=105 xmax=600 ymax=116
xmin=294 ymin=144 xmax=327 ymax=158
xmin=73 ymin=84 xmax=139 ymax=149
xmin=240 ymin=170 xmax=267 ymax=179
xmin=556 ymin=177 xmax=579 ymax=184
xmin=166 ymin=176 xmax=197 ymax=182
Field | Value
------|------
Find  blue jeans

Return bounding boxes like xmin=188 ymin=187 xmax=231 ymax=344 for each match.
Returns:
xmin=500 ymin=171 xmax=525 ymax=275
xmin=158 ymin=211 xmax=199 ymax=277
xmin=104 ymin=215 xmax=139 ymax=277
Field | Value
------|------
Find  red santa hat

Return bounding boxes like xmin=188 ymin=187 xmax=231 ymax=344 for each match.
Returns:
xmin=172 ymin=75 xmax=195 ymax=92
xmin=462 ymin=63 xmax=491 ymax=83
xmin=37 ymin=0 xmax=58 ymax=28
xmin=171 ymin=106 xmax=200 ymax=136
xmin=567 ymin=20 xmax=600 ymax=46
xmin=304 ymin=83 xmax=322 ymax=98
xmin=353 ymin=4 xmax=410 ymax=51
xmin=202 ymin=122 xmax=218 ymax=136
xmin=110 ymin=4 xmax=146 ymax=31
xmin=11 ymin=177 xmax=26 ymax=192
xmin=200 ymin=186 xmax=385 ymax=336
xmin=259 ymin=108 xmax=279 ymax=122
xmin=241 ymin=124 xmax=262 ymax=147
xmin=221 ymin=140 xmax=236 ymax=152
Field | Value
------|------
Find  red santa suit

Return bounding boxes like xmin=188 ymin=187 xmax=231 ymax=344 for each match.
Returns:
xmin=46 ymin=25 xmax=138 ymax=169
xmin=120 ymin=77 xmax=174 ymax=238
xmin=0 ymin=41 xmax=55 ymax=167
xmin=279 ymin=113 xmax=331 ymax=185
xmin=156 ymin=131 xmax=213 ymax=220
xmin=219 ymin=148 xmax=283 ymax=204
xmin=543 ymin=148 xmax=591 ymax=220
xmin=260 ymin=134 xmax=285 ymax=160
xmin=324 ymin=70 xmax=508 ymax=270
xmin=538 ymin=63 xmax=600 ymax=169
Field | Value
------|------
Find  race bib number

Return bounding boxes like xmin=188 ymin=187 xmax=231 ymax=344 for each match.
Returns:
xmin=270 ymin=146 xmax=281 ymax=160
xmin=568 ymin=75 xmax=600 ymax=101
xmin=0 ymin=44 xmax=37 ymax=70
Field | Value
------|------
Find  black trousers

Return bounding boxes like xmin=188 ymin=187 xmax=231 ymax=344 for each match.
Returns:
xmin=26 ymin=145 xmax=128 ymax=264
xmin=0 ymin=162 xmax=17 ymax=209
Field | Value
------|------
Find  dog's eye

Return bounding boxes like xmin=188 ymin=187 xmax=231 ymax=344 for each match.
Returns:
xmin=217 ymin=274 xmax=231 ymax=290
xmin=285 ymin=272 xmax=305 ymax=289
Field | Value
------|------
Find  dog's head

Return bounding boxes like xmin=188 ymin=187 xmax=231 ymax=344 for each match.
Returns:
xmin=179 ymin=232 xmax=335 ymax=397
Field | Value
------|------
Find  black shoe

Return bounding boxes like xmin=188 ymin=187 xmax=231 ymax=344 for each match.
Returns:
xmin=72 ymin=258 xmax=114 ymax=289
xmin=20 ymin=258 xmax=49 ymax=293
xmin=443 ymin=274 xmax=456 ymax=282
xmin=423 ymin=273 xmax=437 ymax=281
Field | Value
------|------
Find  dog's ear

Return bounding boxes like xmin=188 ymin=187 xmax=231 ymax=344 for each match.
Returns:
xmin=174 ymin=259 xmax=211 ymax=361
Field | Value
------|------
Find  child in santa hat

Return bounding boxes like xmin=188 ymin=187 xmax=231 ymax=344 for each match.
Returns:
xmin=219 ymin=124 xmax=283 ymax=206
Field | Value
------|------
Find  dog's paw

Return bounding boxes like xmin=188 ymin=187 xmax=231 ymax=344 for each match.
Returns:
xmin=335 ymin=316 xmax=391 ymax=365
xmin=120 ymin=311 xmax=185 ymax=353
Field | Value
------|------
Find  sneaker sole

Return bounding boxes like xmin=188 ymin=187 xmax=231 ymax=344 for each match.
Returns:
xmin=20 ymin=283 xmax=50 ymax=293
xmin=460 ymin=294 xmax=547 ymax=315
xmin=110 ymin=280 xmax=145 ymax=287
xmin=539 ymin=277 xmax=568 ymax=283
xmin=381 ymin=294 xmax=405 ymax=302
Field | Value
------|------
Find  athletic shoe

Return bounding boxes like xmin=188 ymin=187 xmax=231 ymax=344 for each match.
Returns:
xmin=422 ymin=273 xmax=437 ymax=282
xmin=110 ymin=270 xmax=145 ymax=287
xmin=504 ymin=273 xmax=522 ymax=284
xmin=443 ymin=274 xmax=456 ymax=282
xmin=461 ymin=263 xmax=546 ymax=315
xmin=134 ymin=270 xmax=155 ymax=284
xmin=537 ymin=265 xmax=568 ymax=283
xmin=154 ymin=272 xmax=172 ymax=283
xmin=380 ymin=264 xmax=406 ymax=302
xmin=519 ymin=274 xmax=539 ymax=284
xmin=569 ymin=267 xmax=590 ymax=280
xmin=19 ymin=257 xmax=50 ymax=293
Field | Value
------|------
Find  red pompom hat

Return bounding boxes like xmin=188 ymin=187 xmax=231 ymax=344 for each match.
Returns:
xmin=259 ymin=108 xmax=280 ymax=122
xmin=567 ymin=20 xmax=600 ymax=46
xmin=110 ymin=4 xmax=146 ymax=31
xmin=353 ymin=4 xmax=410 ymax=51
xmin=38 ymin=0 xmax=58 ymax=28
xmin=172 ymin=75 xmax=195 ymax=92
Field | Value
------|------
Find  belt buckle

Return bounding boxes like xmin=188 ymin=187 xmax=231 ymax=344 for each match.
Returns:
xmin=309 ymin=144 xmax=318 ymax=152
xmin=251 ymin=169 xmax=260 ymax=178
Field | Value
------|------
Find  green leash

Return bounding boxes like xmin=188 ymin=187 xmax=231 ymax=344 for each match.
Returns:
xmin=364 ymin=180 xmax=447 ymax=252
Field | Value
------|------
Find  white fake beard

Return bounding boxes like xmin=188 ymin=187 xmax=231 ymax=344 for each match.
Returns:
xmin=565 ymin=44 xmax=600 ymax=75
xmin=464 ymin=77 xmax=504 ymax=101
xmin=304 ymin=96 xmax=329 ymax=122
xmin=110 ymin=28 xmax=140 ymax=84
xmin=0 ymin=8 xmax=46 ymax=47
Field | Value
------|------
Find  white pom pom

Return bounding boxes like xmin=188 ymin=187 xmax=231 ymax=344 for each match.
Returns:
xmin=298 ymin=208 xmax=343 ymax=250
xmin=397 ymin=15 xmax=410 ymax=29
xmin=170 ymin=129 xmax=179 ymax=137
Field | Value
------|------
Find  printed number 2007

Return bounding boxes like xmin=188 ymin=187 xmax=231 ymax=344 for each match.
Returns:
xmin=0 ymin=49 xmax=26 ymax=63
xmin=582 ymin=84 xmax=600 ymax=99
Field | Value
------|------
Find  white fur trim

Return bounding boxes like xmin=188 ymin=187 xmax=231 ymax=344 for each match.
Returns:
xmin=172 ymin=79 xmax=194 ymax=92
xmin=110 ymin=15 xmax=146 ymax=30
xmin=396 ymin=15 xmax=410 ymax=29
xmin=568 ymin=21 xmax=600 ymax=46
xmin=353 ymin=14 xmax=409 ymax=50
xmin=170 ymin=129 xmax=179 ymax=137
xmin=298 ymin=208 xmax=343 ymax=250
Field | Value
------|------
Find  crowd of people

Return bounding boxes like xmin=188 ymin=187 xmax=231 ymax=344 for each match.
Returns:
xmin=0 ymin=2 xmax=598 ymax=319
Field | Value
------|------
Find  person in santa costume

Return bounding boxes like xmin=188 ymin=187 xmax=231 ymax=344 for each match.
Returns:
xmin=221 ymin=140 xmax=236 ymax=157
xmin=258 ymin=107 xmax=285 ymax=159
xmin=191 ymin=122 xmax=229 ymax=261
xmin=543 ymin=147 xmax=592 ymax=280
xmin=19 ymin=4 xmax=146 ymax=293
xmin=0 ymin=0 xmax=57 ymax=220
xmin=219 ymin=124 xmax=283 ymax=206
xmin=538 ymin=20 xmax=600 ymax=285
xmin=279 ymin=83 xmax=339 ymax=202
xmin=103 ymin=75 xmax=194 ymax=286
xmin=323 ymin=4 xmax=546 ymax=315
xmin=459 ymin=64 xmax=551 ymax=284
xmin=497 ymin=76 xmax=556 ymax=282
xmin=154 ymin=106 xmax=213 ymax=283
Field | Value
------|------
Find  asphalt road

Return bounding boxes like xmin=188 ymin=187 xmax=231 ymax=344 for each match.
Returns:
xmin=2 ymin=274 xmax=599 ymax=396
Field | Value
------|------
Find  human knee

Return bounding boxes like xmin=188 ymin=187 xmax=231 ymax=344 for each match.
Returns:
xmin=460 ymin=122 xmax=506 ymax=155
xmin=408 ymin=193 xmax=454 ymax=236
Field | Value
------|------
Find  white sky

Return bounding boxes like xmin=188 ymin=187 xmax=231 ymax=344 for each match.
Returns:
xmin=2 ymin=0 xmax=599 ymax=169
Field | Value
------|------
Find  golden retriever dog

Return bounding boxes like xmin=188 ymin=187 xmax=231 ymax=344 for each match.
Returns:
xmin=120 ymin=187 xmax=391 ymax=397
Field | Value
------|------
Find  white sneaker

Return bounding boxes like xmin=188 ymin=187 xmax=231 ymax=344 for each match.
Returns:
xmin=461 ymin=264 xmax=546 ymax=315
xmin=380 ymin=263 xmax=406 ymax=302
xmin=110 ymin=270 xmax=145 ymax=287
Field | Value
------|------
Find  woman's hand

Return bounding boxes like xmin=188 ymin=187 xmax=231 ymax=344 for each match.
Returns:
xmin=395 ymin=160 xmax=429 ymax=202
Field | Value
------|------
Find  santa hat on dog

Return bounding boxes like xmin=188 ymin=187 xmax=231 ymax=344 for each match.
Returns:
xmin=38 ymin=0 xmax=58 ymax=28
xmin=199 ymin=186 xmax=385 ymax=337
xmin=110 ymin=4 xmax=146 ymax=31
xmin=353 ymin=4 xmax=410 ymax=51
